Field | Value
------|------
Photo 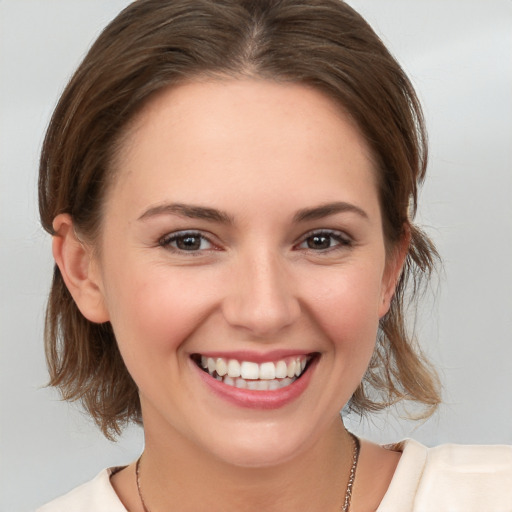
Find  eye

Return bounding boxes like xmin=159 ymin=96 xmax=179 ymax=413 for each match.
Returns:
xmin=159 ymin=231 xmax=214 ymax=252
xmin=296 ymin=230 xmax=352 ymax=252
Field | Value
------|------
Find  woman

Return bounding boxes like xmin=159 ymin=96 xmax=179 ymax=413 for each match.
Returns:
xmin=36 ymin=0 xmax=512 ymax=510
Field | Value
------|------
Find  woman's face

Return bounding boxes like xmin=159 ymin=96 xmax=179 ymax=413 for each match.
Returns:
xmin=92 ymin=79 xmax=399 ymax=467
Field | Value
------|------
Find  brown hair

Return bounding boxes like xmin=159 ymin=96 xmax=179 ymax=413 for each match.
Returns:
xmin=39 ymin=0 xmax=440 ymax=439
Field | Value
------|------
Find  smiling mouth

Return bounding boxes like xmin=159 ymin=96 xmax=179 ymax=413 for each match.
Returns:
xmin=191 ymin=354 xmax=316 ymax=391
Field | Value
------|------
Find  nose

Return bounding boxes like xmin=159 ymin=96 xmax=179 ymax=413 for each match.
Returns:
xmin=222 ymin=250 xmax=301 ymax=338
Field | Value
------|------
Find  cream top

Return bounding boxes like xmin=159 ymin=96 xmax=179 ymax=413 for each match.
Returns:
xmin=37 ymin=439 xmax=512 ymax=511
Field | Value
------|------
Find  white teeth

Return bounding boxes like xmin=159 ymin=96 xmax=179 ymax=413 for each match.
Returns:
xmin=220 ymin=375 xmax=296 ymax=390
xmin=235 ymin=378 xmax=247 ymax=389
xmin=259 ymin=362 xmax=276 ymax=380
xmin=227 ymin=359 xmax=241 ymax=378
xmin=275 ymin=360 xmax=287 ymax=379
xmin=287 ymin=359 xmax=296 ymax=378
xmin=268 ymin=380 xmax=280 ymax=390
xmin=241 ymin=361 xmax=259 ymax=380
xmin=216 ymin=358 xmax=228 ymax=376
xmin=198 ymin=354 xmax=312 ymax=390
xmin=295 ymin=358 xmax=302 ymax=377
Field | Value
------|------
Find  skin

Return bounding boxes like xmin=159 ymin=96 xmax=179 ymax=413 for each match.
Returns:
xmin=53 ymin=79 xmax=405 ymax=511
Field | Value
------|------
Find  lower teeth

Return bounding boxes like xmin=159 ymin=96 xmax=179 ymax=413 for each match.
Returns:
xmin=215 ymin=375 xmax=295 ymax=390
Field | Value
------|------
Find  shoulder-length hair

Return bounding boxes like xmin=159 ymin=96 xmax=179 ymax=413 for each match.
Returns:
xmin=39 ymin=0 xmax=440 ymax=439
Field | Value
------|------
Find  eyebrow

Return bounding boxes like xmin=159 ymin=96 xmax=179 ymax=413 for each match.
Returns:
xmin=138 ymin=201 xmax=368 ymax=224
xmin=138 ymin=203 xmax=234 ymax=224
xmin=292 ymin=202 xmax=368 ymax=223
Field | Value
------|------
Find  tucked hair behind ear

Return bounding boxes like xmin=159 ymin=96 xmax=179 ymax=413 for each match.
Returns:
xmin=40 ymin=0 xmax=440 ymax=439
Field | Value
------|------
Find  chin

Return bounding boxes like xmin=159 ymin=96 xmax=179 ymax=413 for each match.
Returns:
xmin=205 ymin=423 xmax=314 ymax=469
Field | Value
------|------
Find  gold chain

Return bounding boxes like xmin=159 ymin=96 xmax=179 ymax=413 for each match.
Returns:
xmin=136 ymin=433 xmax=360 ymax=512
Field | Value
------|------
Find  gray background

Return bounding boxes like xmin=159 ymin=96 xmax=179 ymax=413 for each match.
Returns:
xmin=1 ymin=1 xmax=511 ymax=510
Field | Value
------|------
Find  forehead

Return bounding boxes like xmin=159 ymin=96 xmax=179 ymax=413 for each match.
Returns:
xmin=108 ymin=79 xmax=379 ymax=219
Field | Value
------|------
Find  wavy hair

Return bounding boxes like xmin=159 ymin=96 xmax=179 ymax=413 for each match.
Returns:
xmin=39 ymin=0 xmax=440 ymax=439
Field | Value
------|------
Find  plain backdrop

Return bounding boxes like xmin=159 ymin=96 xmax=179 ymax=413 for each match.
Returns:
xmin=1 ymin=1 xmax=511 ymax=510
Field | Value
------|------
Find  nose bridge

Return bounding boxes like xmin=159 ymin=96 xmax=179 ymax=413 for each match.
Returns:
xmin=222 ymin=245 xmax=300 ymax=337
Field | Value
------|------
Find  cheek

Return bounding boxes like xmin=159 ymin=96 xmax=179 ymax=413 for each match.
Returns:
xmin=102 ymin=265 xmax=218 ymax=373
xmin=303 ymin=263 xmax=384 ymax=351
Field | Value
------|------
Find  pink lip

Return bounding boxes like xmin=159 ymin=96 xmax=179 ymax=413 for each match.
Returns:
xmin=192 ymin=349 xmax=314 ymax=363
xmin=192 ymin=356 xmax=318 ymax=410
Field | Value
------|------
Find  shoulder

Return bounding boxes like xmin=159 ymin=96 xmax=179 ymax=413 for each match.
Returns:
xmin=36 ymin=468 xmax=127 ymax=512
xmin=378 ymin=440 xmax=512 ymax=512
xmin=419 ymin=442 xmax=512 ymax=509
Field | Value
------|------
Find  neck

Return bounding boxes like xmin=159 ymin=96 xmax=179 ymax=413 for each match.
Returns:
xmin=139 ymin=417 xmax=354 ymax=512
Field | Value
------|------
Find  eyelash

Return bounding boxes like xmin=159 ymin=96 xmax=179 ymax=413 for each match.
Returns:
xmin=295 ymin=230 xmax=353 ymax=253
xmin=159 ymin=231 xmax=216 ymax=254
xmin=159 ymin=229 xmax=352 ymax=255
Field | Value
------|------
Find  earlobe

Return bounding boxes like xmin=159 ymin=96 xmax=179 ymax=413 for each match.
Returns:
xmin=378 ymin=225 xmax=411 ymax=318
xmin=52 ymin=214 xmax=110 ymax=323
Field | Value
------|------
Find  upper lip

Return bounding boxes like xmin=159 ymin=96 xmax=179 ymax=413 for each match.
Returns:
xmin=191 ymin=349 xmax=317 ymax=364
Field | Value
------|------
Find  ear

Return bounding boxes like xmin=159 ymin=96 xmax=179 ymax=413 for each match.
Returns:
xmin=378 ymin=224 xmax=411 ymax=318
xmin=52 ymin=214 xmax=110 ymax=323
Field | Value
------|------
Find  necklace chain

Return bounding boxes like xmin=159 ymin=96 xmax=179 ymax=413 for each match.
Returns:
xmin=342 ymin=433 xmax=360 ymax=512
xmin=135 ymin=455 xmax=150 ymax=512
xmin=136 ymin=433 xmax=360 ymax=512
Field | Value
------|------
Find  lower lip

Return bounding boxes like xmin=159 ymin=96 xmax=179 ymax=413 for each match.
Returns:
xmin=193 ymin=358 xmax=317 ymax=410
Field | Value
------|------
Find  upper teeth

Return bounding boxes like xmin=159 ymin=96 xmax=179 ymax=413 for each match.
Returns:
xmin=200 ymin=356 xmax=309 ymax=380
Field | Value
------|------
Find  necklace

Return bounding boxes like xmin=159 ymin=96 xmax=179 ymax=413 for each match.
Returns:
xmin=136 ymin=433 xmax=360 ymax=512
xmin=342 ymin=433 xmax=360 ymax=512
xmin=135 ymin=454 xmax=150 ymax=512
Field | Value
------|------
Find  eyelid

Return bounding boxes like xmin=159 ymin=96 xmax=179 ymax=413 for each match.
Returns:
xmin=294 ymin=228 xmax=353 ymax=250
xmin=158 ymin=230 xmax=219 ymax=253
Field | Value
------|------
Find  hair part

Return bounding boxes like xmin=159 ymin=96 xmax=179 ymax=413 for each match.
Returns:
xmin=39 ymin=0 xmax=440 ymax=439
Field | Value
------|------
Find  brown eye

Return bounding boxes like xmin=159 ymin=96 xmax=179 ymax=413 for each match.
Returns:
xmin=307 ymin=234 xmax=333 ymax=250
xmin=176 ymin=235 xmax=202 ymax=251
xmin=160 ymin=231 xmax=213 ymax=252
xmin=297 ymin=230 xmax=352 ymax=252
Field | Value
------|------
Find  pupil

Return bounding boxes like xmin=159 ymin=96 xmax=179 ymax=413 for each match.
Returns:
xmin=308 ymin=235 xmax=330 ymax=250
xmin=178 ymin=236 xmax=200 ymax=250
